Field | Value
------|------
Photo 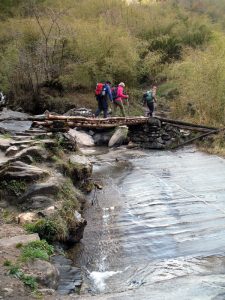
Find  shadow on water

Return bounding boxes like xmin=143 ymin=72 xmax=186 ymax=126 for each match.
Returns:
xmin=69 ymin=146 xmax=225 ymax=300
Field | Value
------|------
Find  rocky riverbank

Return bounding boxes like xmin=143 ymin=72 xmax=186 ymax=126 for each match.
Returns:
xmin=0 ymin=110 xmax=94 ymax=298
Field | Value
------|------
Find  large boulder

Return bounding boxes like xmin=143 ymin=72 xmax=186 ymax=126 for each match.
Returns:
xmin=0 ymin=108 xmax=30 ymax=121
xmin=0 ymin=120 xmax=32 ymax=134
xmin=69 ymin=155 xmax=93 ymax=182
xmin=93 ymin=130 xmax=114 ymax=146
xmin=108 ymin=126 xmax=128 ymax=147
xmin=27 ymin=259 xmax=59 ymax=289
xmin=68 ymin=129 xmax=94 ymax=147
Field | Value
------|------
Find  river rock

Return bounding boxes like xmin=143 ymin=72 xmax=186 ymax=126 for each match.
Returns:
xmin=0 ymin=161 xmax=49 ymax=181
xmin=69 ymin=155 xmax=93 ymax=181
xmin=25 ymin=196 xmax=55 ymax=210
xmin=108 ymin=126 xmax=128 ymax=147
xmin=27 ymin=259 xmax=59 ymax=289
xmin=62 ymin=132 xmax=78 ymax=151
xmin=147 ymin=117 xmax=161 ymax=127
xmin=17 ymin=212 xmax=39 ymax=224
xmin=51 ymin=255 xmax=82 ymax=295
xmin=13 ymin=146 xmax=48 ymax=161
xmin=68 ymin=129 xmax=94 ymax=147
xmin=39 ymin=206 xmax=56 ymax=217
xmin=0 ymin=108 xmax=30 ymax=121
xmin=5 ymin=146 xmax=19 ymax=156
xmin=19 ymin=177 xmax=61 ymax=207
xmin=127 ymin=141 xmax=139 ymax=149
xmin=161 ymin=133 xmax=171 ymax=141
xmin=0 ymin=137 xmax=13 ymax=151
xmin=93 ymin=130 xmax=114 ymax=146
xmin=68 ymin=211 xmax=87 ymax=243
xmin=64 ymin=107 xmax=93 ymax=117
xmin=0 ymin=120 xmax=32 ymax=134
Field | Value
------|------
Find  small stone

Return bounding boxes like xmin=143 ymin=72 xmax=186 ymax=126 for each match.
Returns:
xmin=127 ymin=141 xmax=138 ymax=149
xmin=38 ymin=288 xmax=55 ymax=295
xmin=94 ymin=182 xmax=103 ymax=189
xmin=3 ymin=287 xmax=14 ymax=296
xmin=17 ymin=212 xmax=38 ymax=224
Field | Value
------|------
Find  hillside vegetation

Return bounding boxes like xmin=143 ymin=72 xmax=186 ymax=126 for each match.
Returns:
xmin=0 ymin=0 xmax=225 ymax=125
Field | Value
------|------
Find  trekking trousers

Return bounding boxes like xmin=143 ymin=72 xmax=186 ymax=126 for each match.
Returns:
xmin=113 ymin=99 xmax=126 ymax=117
xmin=147 ymin=101 xmax=154 ymax=117
xmin=95 ymin=96 xmax=108 ymax=118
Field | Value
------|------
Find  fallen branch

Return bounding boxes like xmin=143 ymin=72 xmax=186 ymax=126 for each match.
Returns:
xmin=157 ymin=117 xmax=217 ymax=130
xmin=169 ymin=123 xmax=215 ymax=133
xmin=171 ymin=129 xmax=220 ymax=149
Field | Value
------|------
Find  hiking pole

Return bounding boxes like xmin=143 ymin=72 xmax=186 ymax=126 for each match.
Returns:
xmin=128 ymin=100 xmax=130 ymax=116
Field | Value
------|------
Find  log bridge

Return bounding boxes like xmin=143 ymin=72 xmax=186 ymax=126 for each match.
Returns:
xmin=31 ymin=113 xmax=221 ymax=149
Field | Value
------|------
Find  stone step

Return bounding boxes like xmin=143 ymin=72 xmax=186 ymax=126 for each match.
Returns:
xmin=0 ymin=233 xmax=39 ymax=248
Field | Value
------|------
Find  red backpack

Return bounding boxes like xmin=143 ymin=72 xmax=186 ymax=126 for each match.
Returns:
xmin=95 ymin=83 xmax=104 ymax=96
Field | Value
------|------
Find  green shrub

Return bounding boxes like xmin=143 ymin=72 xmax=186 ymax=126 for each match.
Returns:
xmin=20 ymin=240 xmax=54 ymax=262
xmin=168 ymin=33 xmax=225 ymax=126
xmin=0 ymin=180 xmax=27 ymax=196
xmin=25 ymin=216 xmax=68 ymax=242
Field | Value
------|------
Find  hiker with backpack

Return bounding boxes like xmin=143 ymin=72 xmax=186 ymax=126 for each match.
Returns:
xmin=112 ymin=82 xmax=129 ymax=117
xmin=95 ymin=81 xmax=113 ymax=118
xmin=143 ymin=85 xmax=157 ymax=117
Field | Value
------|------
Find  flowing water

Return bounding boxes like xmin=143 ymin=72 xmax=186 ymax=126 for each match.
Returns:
xmin=71 ymin=146 xmax=225 ymax=300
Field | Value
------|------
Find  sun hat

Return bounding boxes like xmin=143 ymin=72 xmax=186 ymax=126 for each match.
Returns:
xmin=119 ymin=82 xmax=125 ymax=87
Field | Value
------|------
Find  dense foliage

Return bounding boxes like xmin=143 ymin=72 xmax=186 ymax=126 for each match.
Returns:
xmin=0 ymin=0 xmax=225 ymax=125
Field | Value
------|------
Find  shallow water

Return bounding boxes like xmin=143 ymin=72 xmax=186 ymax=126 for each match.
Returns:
xmin=71 ymin=146 xmax=225 ymax=300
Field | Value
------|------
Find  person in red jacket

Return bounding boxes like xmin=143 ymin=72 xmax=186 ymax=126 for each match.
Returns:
xmin=113 ymin=82 xmax=129 ymax=117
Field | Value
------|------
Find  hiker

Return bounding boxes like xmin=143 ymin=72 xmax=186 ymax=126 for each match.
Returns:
xmin=113 ymin=82 xmax=129 ymax=117
xmin=143 ymin=85 xmax=157 ymax=117
xmin=95 ymin=81 xmax=113 ymax=118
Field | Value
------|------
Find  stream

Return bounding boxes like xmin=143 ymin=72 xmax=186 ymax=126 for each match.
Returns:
xmin=70 ymin=146 xmax=225 ymax=300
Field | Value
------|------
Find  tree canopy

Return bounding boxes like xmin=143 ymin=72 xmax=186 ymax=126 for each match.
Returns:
xmin=0 ymin=0 xmax=225 ymax=124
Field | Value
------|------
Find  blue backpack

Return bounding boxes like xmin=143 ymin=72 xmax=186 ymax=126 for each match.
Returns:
xmin=112 ymin=87 xmax=118 ymax=101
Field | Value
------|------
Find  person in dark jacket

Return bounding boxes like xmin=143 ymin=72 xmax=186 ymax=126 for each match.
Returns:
xmin=95 ymin=81 xmax=113 ymax=118
xmin=143 ymin=85 xmax=157 ymax=117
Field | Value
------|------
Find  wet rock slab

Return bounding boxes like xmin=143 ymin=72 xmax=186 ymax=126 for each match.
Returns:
xmin=51 ymin=255 xmax=82 ymax=295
